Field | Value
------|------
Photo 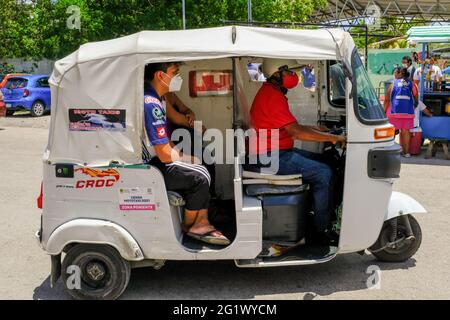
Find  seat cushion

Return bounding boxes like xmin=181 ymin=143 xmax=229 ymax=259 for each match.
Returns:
xmin=246 ymin=184 xmax=309 ymax=197
xmin=243 ymin=178 xmax=303 ymax=186
xmin=242 ymin=170 xmax=302 ymax=181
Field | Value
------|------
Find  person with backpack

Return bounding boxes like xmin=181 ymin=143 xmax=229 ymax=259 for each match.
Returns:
xmin=384 ymin=67 xmax=418 ymax=157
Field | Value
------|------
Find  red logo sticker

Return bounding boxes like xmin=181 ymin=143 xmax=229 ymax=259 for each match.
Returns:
xmin=75 ymin=168 xmax=120 ymax=189
xmin=156 ymin=127 xmax=166 ymax=138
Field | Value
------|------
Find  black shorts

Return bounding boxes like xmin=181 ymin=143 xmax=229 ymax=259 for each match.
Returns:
xmin=151 ymin=158 xmax=211 ymax=210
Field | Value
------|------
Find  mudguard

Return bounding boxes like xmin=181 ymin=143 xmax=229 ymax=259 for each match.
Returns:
xmin=45 ymin=219 xmax=144 ymax=261
xmin=385 ymin=191 xmax=427 ymax=221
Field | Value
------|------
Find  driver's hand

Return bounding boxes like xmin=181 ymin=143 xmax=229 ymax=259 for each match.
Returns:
xmin=335 ymin=135 xmax=347 ymax=148
xmin=331 ymin=134 xmax=346 ymax=146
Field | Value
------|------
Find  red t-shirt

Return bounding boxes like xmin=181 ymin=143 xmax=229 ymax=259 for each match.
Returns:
xmin=250 ymin=83 xmax=297 ymax=154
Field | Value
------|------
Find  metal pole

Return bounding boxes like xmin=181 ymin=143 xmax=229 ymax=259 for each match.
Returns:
xmin=364 ymin=25 xmax=368 ymax=69
xmin=248 ymin=0 xmax=252 ymax=24
xmin=182 ymin=0 xmax=186 ymax=29
xmin=420 ymin=42 xmax=426 ymax=102
xmin=232 ymin=58 xmax=240 ymax=130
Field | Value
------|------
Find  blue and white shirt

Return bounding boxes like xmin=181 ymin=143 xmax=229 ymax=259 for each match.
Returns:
xmin=390 ymin=78 xmax=414 ymax=116
xmin=301 ymin=67 xmax=315 ymax=88
xmin=142 ymin=85 xmax=169 ymax=162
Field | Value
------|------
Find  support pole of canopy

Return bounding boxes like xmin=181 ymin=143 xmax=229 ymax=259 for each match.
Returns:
xmin=232 ymin=57 xmax=240 ymax=130
xmin=182 ymin=0 xmax=186 ymax=29
xmin=248 ymin=0 xmax=252 ymax=25
xmin=232 ymin=57 xmax=243 ymax=160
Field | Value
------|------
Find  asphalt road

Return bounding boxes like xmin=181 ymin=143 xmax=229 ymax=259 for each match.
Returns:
xmin=0 ymin=115 xmax=449 ymax=300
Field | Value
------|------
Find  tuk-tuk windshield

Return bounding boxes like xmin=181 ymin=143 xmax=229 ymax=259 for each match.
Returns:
xmin=352 ymin=49 xmax=387 ymax=124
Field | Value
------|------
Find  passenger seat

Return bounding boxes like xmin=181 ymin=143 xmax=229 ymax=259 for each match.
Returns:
xmin=242 ymin=169 xmax=309 ymax=197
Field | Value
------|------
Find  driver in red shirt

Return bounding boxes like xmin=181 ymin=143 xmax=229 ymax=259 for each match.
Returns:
xmin=249 ymin=59 xmax=346 ymax=245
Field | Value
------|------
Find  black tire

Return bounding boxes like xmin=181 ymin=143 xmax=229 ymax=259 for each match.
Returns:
xmin=6 ymin=110 xmax=14 ymax=116
xmin=30 ymin=100 xmax=45 ymax=117
xmin=369 ymin=215 xmax=422 ymax=262
xmin=61 ymin=244 xmax=131 ymax=300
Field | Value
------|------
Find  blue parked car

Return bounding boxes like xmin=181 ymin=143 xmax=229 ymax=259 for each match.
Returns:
xmin=1 ymin=75 xmax=51 ymax=117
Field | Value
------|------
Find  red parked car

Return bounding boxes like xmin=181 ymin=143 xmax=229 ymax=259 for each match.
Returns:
xmin=0 ymin=89 xmax=6 ymax=117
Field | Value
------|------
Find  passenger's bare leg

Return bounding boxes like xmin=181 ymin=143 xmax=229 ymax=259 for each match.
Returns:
xmin=182 ymin=209 xmax=198 ymax=232
xmin=188 ymin=209 xmax=225 ymax=237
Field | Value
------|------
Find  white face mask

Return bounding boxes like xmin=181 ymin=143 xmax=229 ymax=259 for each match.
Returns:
xmin=402 ymin=63 xmax=408 ymax=68
xmin=162 ymin=72 xmax=183 ymax=92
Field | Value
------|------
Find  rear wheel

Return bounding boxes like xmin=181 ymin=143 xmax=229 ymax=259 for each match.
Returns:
xmin=30 ymin=101 xmax=45 ymax=117
xmin=6 ymin=110 xmax=14 ymax=116
xmin=61 ymin=244 xmax=131 ymax=300
xmin=369 ymin=215 xmax=422 ymax=262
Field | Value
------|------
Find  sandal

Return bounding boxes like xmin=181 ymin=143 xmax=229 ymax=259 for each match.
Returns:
xmin=186 ymin=229 xmax=231 ymax=246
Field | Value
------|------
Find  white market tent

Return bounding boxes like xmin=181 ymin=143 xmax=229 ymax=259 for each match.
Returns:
xmin=45 ymin=26 xmax=355 ymax=166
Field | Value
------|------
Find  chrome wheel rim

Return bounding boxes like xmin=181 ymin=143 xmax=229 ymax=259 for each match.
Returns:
xmin=33 ymin=103 xmax=44 ymax=116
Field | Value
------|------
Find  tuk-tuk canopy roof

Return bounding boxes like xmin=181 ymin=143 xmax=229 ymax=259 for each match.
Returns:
xmin=46 ymin=26 xmax=355 ymax=166
xmin=53 ymin=26 xmax=353 ymax=77
xmin=407 ymin=26 xmax=450 ymax=44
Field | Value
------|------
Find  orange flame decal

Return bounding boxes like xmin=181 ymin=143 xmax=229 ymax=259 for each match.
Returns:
xmin=75 ymin=168 xmax=120 ymax=181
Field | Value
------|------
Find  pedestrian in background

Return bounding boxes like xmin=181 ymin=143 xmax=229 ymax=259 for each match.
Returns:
xmin=301 ymin=64 xmax=315 ymax=89
xmin=384 ymin=67 xmax=418 ymax=158
xmin=402 ymin=56 xmax=415 ymax=81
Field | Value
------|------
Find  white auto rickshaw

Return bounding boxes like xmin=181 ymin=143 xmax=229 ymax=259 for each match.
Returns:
xmin=36 ymin=26 xmax=426 ymax=300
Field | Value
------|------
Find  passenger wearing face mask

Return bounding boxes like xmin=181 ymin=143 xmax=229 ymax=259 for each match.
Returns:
xmin=141 ymin=62 xmax=230 ymax=246
xmin=249 ymin=59 xmax=346 ymax=246
xmin=164 ymin=84 xmax=216 ymax=199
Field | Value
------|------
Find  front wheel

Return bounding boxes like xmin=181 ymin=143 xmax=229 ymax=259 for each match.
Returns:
xmin=61 ymin=244 xmax=131 ymax=300
xmin=30 ymin=101 xmax=45 ymax=117
xmin=369 ymin=215 xmax=422 ymax=262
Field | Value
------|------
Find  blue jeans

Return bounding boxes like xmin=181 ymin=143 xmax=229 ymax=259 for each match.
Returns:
xmin=276 ymin=148 xmax=334 ymax=232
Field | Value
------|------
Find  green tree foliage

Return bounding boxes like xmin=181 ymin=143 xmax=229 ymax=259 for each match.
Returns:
xmin=0 ymin=0 xmax=37 ymax=58
xmin=0 ymin=0 xmax=327 ymax=59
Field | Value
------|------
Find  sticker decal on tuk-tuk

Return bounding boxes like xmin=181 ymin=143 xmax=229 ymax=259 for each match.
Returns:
xmin=189 ymin=70 xmax=233 ymax=97
xmin=75 ymin=168 xmax=120 ymax=189
xmin=118 ymin=188 xmax=156 ymax=211
xmin=68 ymin=109 xmax=126 ymax=132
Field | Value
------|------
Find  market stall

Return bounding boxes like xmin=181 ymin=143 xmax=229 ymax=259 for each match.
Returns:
xmin=407 ymin=26 xmax=450 ymax=141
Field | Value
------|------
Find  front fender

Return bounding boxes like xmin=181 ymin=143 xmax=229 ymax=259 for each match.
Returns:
xmin=45 ymin=219 xmax=144 ymax=261
xmin=385 ymin=191 xmax=427 ymax=221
